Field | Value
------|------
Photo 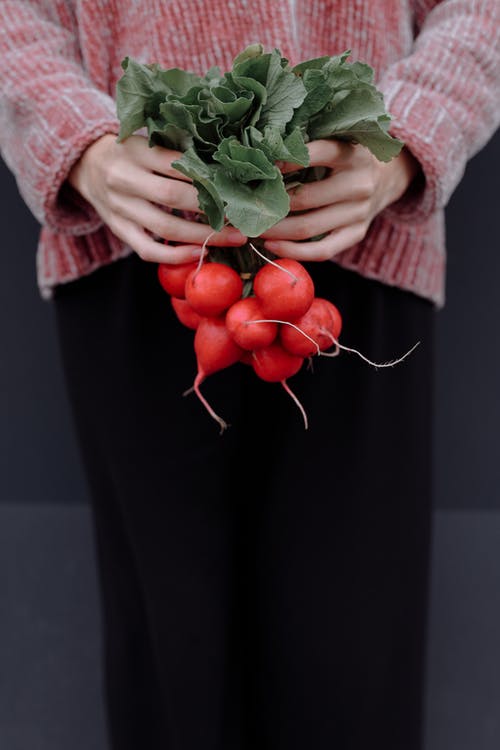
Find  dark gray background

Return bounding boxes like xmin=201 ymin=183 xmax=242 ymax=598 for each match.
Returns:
xmin=1 ymin=132 xmax=499 ymax=749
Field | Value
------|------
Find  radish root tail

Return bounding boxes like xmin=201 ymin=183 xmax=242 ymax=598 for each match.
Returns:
xmin=193 ymin=374 xmax=229 ymax=434
xmin=281 ymin=379 xmax=308 ymax=430
xmin=321 ymin=329 xmax=420 ymax=368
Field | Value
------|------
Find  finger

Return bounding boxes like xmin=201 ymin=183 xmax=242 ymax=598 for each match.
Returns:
xmin=276 ymin=159 xmax=310 ymax=175
xmin=278 ymin=139 xmax=354 ymax=174
xmin=263 ymin=222 xmax=367 ymax=262
xmin=156 ymin=243 xmax=203 ymax=264
xmin=260 ymin=200 xmax=368 ymax=241
xmin=120 ymin=197 xmax=247 ymax=246
xmin=112 ymin=216 xmax=205 ymax=264
xmin=306 ymin=138 xmax=357 ymax=168
xmin=125 ymin=136 xmax=192 ymax=182
xmin=149 ymin=243 xmax=205 ymax=263
xmin=287 ymin=169 xmax=374 ymax=212
xmin=118 ymin=167 xmax=201 ymax=212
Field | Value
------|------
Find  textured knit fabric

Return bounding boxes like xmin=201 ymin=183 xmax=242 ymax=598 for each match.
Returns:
xmin=0 ymin=1 xmax=499 ymax=306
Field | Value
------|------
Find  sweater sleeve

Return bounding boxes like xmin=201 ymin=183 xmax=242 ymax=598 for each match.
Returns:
xmin=377 ymin=0 xmax=500 ymax=223
xmin=0 ymin=1 xmax=120 ymax=235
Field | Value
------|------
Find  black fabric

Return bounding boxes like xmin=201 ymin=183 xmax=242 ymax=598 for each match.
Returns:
xmin=53 ymin=252 xmax=435 ymax=750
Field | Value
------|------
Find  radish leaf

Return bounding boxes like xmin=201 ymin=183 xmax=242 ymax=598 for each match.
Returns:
xmin=172 ymin=148 xmax=225 ymax=230
xmin=117 ymin=58 xmax=178 ymax=140
xmin=213 ymin=138 xmax=277 ymax=182
xmin=146 ymin=117 xmax=193 ymax=151
xmin=117 ymin=45 xmax=405 ymax=233
xmin=214 ymin=171 xmax=289 ymax=236
xmin=247 ymin=126 xmax=309 ymax=166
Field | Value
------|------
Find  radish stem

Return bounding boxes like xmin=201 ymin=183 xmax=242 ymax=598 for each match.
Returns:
xmin=192 ymin=229 xmax=218 ymax=280
xmin=194 ymin=219 xmax=235 ymax=279
xmin=249 ymin=243 xmax=299 ymax=283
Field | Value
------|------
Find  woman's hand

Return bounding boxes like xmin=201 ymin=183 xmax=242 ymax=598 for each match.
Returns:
xmin=68 ymin=134 xmax=246 ymax=264
xmin=261 ymin=140 xmax=421 ymax=261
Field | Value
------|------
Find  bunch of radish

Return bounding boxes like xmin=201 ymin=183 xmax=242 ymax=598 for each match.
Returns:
xmin=157 ymin=249 xmax=346 ymax=432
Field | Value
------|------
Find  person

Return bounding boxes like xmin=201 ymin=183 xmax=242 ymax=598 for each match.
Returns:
xmin=1 ymin=2 xmax=499 ymax=749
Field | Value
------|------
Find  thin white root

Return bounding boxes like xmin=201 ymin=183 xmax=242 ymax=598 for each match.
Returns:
xmin=281 ymin=380 xmax=308 ymax=430
xmin=246 ymin=319 xmax=321 ymax=355
xmin=321 ymin=328 xmax=420 ymax=369
xmin=182 ymin=385 xmax=195 ymax=397
xmin=249 ymin=243 xmax=298 ymax=283
xmin=320 ymin=343 xmax=340 ymax=358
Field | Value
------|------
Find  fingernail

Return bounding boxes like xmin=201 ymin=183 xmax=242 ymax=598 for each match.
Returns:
xmin=264 ymin=241 xmax=280 ymax=251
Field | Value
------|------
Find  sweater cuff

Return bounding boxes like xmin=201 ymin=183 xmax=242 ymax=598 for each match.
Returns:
xmin=41 ymin=92 xmax=120 ymax=235
xmin=377 ymin=75 xmax=465 ymax=224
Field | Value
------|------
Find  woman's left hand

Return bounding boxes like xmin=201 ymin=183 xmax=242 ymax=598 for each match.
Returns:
xmin=261 ymin=140 xmax=421 ymax=261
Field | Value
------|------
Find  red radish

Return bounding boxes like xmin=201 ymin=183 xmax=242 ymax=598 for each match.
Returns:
xmin=279 ymin=297 xmax=344 ymax=358
xmin=279 ymin=297 xmax=339 ymax=356
xmin=253 ymin=258 xmax=314 ymax=321
xmin=252 ymin=343 xmax=303 ymax=382
xmin=192 ymin=317 xmax=244 ymax=432
xmin=252 ymin=343 xmax=308 ymax=429
xmin=226 ymin=297 xmax=278 ymax=350
xmin=195 ymin=317 xmax=243 ymax=380
xmin=171 ymin=296 xmax=202 ymax=330
xmin=185 ymin=263 xmax=243 ymax=317
xmin=315 ymin=298 xmax=343 ymax=340
xmin=158 ymin=261 xmax=198 ymax=299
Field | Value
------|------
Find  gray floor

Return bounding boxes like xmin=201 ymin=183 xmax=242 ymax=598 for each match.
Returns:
xmin=425 ymin=511 xmax=500 ymax=750
xmin=0 ymin=504 xmax=107 ymax=750
xmin=1 ymin=504 xmax=499 ymax=749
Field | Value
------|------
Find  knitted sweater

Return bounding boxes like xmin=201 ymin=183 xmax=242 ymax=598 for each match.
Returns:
xmin=1 ymin=1 xmax=499 ymax=306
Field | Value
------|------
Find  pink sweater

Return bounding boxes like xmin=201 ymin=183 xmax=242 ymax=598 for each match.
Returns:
xmin=1 ymin=1 xmax=499 ymax=307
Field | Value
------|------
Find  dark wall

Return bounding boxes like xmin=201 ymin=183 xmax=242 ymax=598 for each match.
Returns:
xmin=0 ymin=163 xmax=88 ymax=504
xmin=434 ymin=133 xmax=500 ymax=509
xmin=1 ymin=134 xmax=499 ymax=508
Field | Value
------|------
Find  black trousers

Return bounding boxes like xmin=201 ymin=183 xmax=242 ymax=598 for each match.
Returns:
xmin=53 ymin=252 xmax=435 ymax=750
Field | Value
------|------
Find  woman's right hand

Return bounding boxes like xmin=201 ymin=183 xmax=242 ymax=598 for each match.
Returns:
xmin=68 ymin=134 xmax=246 ymax=264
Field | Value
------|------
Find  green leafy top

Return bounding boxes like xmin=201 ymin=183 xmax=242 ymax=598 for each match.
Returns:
xmin=116 ymin=46 xmax=403 ymax=237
